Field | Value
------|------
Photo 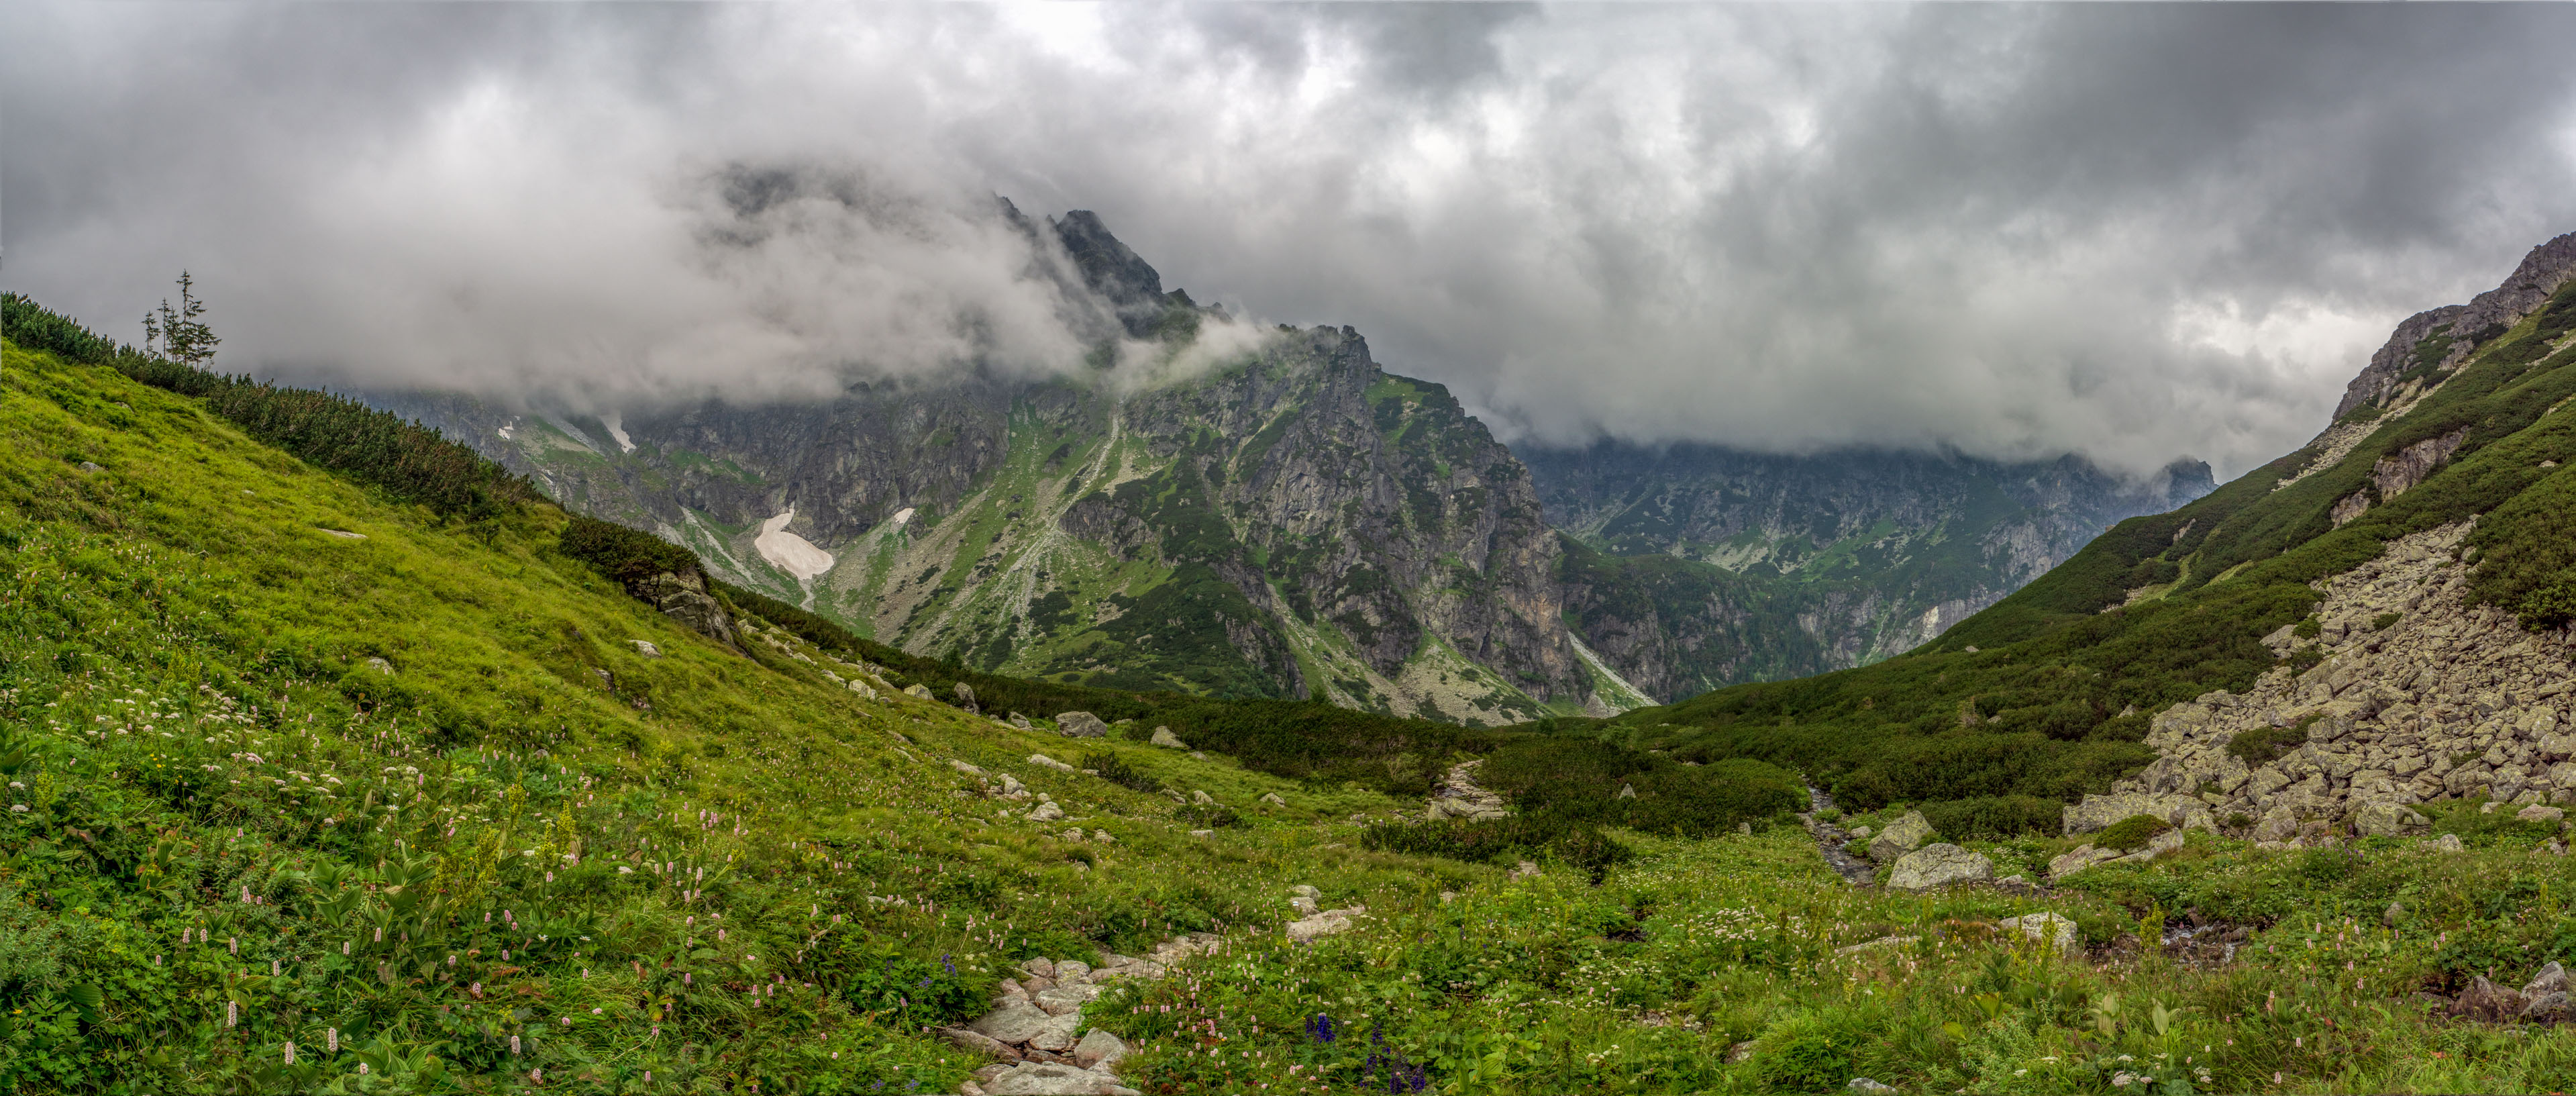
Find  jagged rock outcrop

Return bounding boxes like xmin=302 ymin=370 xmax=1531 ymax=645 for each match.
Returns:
xmin=2335 ymin=233 xmax=2576 ymax=419
xmin=630 ymin=570 xmax=739 ymax=649
xmin=2069 ymin=522 xmax=2576 ymax=840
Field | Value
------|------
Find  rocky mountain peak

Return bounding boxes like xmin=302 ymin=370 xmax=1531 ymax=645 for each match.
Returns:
xmin=2336 ymin=231 xmax=2576 ymax=419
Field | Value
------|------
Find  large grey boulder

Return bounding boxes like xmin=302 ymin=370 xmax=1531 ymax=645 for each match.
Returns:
xmin=1867 ymin=811 xmax=1933 ymax=863
xmin=2063 ymin=792 xmax=2212 ymax=836
xmin=1887 ymin=844 xmax=1995 ymax=891
xmin=631 ymin=571 xmax=741 ymax=649
xmin=2048 ymin=844 xmax=2120 ymax=881
xmin=2353 ymin=801 xmax=2430 ymax=836
xmin=1149 ymin=726 xmax=1188 ymax=749
xmin=1055 ymin=711 xmax=1109 ymax=738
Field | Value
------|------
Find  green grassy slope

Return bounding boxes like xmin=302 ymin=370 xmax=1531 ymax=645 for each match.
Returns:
xmin=1594 ymin=277 xmax=2576 ymax=825
xmin=0 ymin=334 xmax=1483 ymax=1092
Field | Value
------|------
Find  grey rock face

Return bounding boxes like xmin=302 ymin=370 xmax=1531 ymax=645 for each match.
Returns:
xmin=2336 ymin=232 xmax=2576 ymax=419
xmin=2062 ymin=792 xmax=2212 ymax=836
xmin=1054 ymin=711 xmax=1108 ymax=738
xmin=1887 ymin=843 xmax=1994 ymax=891
xmin=630 ymin=571 xmax=738 ymax=649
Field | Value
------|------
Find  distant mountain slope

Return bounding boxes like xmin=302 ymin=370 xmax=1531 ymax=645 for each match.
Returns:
xmin=384 ymin=207 xmax=1601 ymax=723
xmin=1525 ymin=442 xmax=2211 ymax=699
xmin=1600 ymin=230 xmax=2576 ymax=832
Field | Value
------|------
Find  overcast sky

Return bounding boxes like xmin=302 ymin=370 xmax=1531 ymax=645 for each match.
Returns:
xmin=6 ymin=3 xmax=2574 ymax=479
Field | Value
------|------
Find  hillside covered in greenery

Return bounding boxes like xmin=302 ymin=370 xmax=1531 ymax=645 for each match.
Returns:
xmin=1594 ymin=250 xmax=2576 ymax=836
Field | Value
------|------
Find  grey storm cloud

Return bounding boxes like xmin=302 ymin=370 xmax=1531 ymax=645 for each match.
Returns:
xmin=5 ymin=3 xmax=2574 ymax=478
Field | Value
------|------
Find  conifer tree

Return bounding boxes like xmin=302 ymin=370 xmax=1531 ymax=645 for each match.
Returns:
xmin=143 ymin=271 xmax=219 ymax=368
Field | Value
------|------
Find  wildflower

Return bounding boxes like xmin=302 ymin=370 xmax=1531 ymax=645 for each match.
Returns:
xmin=284 ymin=1042 xmax=295 ymax=1064
xmin=327 ymin=1028 xmax=338 ymax=1052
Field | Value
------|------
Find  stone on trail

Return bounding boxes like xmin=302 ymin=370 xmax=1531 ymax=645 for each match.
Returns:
xmin=1025 ymin=1011 xmax=1084 ymax=1052
xmin=1867 ymin=811 xmax=1933 ymax=863
xmin=980 ymin=1060 xmax=1136 ymax=1095
xmin=1887 ymin=844 xmax=1994 ymax=892
xmin=1149 ymin=726 xmax=1188 ymax=749
xmin=939 ymin=1026 xmax=1022 ymax=1062
xmin=1055 ymin=711 xmax=1109 ymax=738
xmin=969 ymin=1001 xmax=1060 ymax=1045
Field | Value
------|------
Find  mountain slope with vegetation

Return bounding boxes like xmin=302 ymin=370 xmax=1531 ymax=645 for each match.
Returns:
xmin=1529 ymin=444 xmax=2212 ymax=700
xmin=21 ymin=232 xmax=2576 ymax=1095
xmin=1593 ymin=232 xmax=2576 ymax=835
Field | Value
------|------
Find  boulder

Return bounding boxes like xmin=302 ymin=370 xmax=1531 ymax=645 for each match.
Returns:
xmin=2522 ymin=991 xmax=2572 ymax=1022
xmin=2048 ymin=844 xmax=2120 ymax=881
xmin=2432 ymin=833 xmax=2467 ymax=852
xmin=1887 ymin=844 xmax=1994 ymax=892
xmin=2353 ymin=801 xmax=2430 ymax=837
xmin=629 ymin=640 xmax=662 ymax=658
xmin=1149 ymin=727 xmax=1188 ymax=749
xmin=1027 ymin=802 xmax=1066 ymax=822
xmin=1286 ymin=907 xmax=1366 ymax=943
xmin=953 ymin=682 xmax=980 ymax=714
xmin=2250 ymin=806 xmax=2302 ymax=844
xmin=1055 ymin=712 xmax=1109 ymax=738
xmin=951 ymin=760 xmax=986 ymax=777
xmin=1072 ymin=1028 xmax=1130 ymax=1070
xmin=1259 ymin=792 xmax=1286 ymax=807
xmin=1029 ymin=754 xmax=1077 ymax=773
xmin=2520 ymin=804 xmax=2567 ymax=824
xmin=2000 ymin=912 xmax=2079 ymax=954
xmin=2527 ymin=962 xmax=2569 ymax=998
xmin=2454 ymin=975 xmax=2527 ymax=1022
xmin=905 ymin=683 xmax=935 ymax=701
xmin=1867 ymin=811 xmax=1934 ymax=863
xmin=2063 ymin=792 xmax=2212 ymax=836
xmin=1191 ymin=790 xmax=1216 ymax=805
xmin=629 ymin=571 xmax=741 ymax=648
xmin=1025 ymin=1011 xmax=1084 ymax=1052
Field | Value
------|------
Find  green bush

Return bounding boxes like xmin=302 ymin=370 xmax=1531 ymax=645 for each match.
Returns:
xmin=1479 ymin=736 xmax=1802 ymax=838
xmin=1921 ymin=795 xmax=2064 ymax=839
xmin=2228 ymin=717 xmax=2314 ymax=766
xmin=2093 ymin=813 xmax=2171 ymax=852
xmin=559 ymin=513 xmax=704 ymax=585
xmin=1080 ymin=750 xmax=1162 ymax=794
xmin=2371 ymin=611 xmax=2404 ymax=632
xmin=1359 ymin=813 xmax=1634 ymax=877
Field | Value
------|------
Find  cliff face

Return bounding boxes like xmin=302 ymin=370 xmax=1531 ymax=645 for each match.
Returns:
xmin=1527 ymin=443 xmax=2213 ymax=699
xmin=2334 ymin=233 xmax=2576 ymax=419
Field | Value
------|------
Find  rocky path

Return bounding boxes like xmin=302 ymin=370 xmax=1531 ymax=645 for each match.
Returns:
xmin=1798 ymin=786 xmax=1879 ymax=887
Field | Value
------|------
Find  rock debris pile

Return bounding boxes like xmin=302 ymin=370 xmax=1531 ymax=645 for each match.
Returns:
xmin=945 ymin=935 xmax=1217 ymax=1096
xmin=2063 ymin=522 xmax=2576 ymax=852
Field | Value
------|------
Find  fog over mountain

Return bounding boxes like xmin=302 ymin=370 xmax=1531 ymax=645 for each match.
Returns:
xmin=5 ymin=3 xmax=2575 ymax=478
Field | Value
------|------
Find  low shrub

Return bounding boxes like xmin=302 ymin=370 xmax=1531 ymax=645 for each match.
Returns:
xmin=2228 ymin=717 xmax=2315 ymax=766
xmin=1080 ymin=751 xmax=1162 ymax=794
xmin=1921 ymin=795 xmax=2064 ymax=839
xmin=2093 ymin=813 xmax=2172 ymax=852
xmin=1359 ymin=813 xmax=1634 ymax=877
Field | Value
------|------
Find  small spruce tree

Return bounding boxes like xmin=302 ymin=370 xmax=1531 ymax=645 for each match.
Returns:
xmin=142 ymin=271 xmax=219 ymax=369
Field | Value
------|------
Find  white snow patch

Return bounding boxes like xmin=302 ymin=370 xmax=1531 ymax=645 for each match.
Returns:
xmin=755 ymin=508 xmax=835 ymax=581
xmin=890 ymin=507 xmax=915 ymax=526
xmin=497 ymin=420 xmax=516 ymax=440
xmin=601 ymin=411 xmax=635 ymax=453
